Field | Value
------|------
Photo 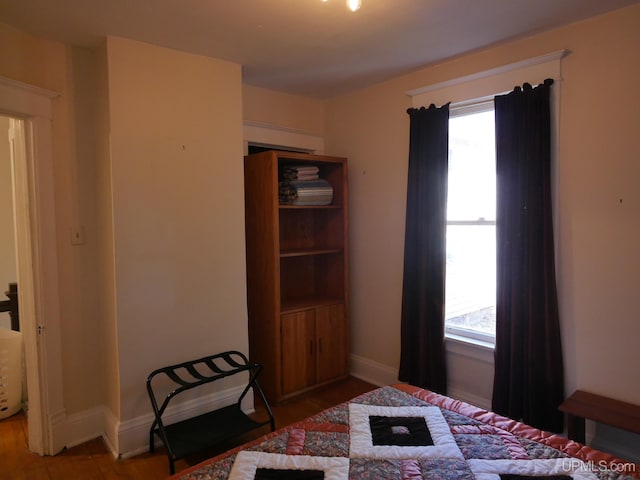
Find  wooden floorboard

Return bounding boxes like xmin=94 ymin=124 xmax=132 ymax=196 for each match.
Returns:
xmin=0 ymin=376 xmax=376 ymax=479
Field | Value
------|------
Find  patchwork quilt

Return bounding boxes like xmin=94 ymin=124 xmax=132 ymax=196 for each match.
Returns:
xmin=171 ymin=385 xmax=639 ymax=480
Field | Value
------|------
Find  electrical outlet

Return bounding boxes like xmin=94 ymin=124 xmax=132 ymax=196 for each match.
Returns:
xmin=71 ymin=226 xmax=85 ymax=245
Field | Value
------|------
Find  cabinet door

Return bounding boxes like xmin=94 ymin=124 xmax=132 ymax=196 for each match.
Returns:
xmin=316 ymin=304 xmax=348 ymax=383
xmin=281 ymin=310 xmax=316 ymax=395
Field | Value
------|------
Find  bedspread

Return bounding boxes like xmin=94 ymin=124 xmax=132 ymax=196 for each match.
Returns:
xmin=171 ymin=384 xmax=639 ymax=480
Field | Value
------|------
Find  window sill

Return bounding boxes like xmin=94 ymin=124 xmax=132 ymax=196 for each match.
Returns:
xmin=445 ymin=333 xmax=494 ymax=350
xmin=445 ymin=333 xmax=494 ymax=364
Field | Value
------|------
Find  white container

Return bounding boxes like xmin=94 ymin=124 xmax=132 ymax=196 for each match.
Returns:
xmin=0 ymin=327 xmax=23 ymax=419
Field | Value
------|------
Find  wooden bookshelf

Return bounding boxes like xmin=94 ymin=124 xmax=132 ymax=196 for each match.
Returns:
xmin=244 ymin=150 xmax=349 ymax=403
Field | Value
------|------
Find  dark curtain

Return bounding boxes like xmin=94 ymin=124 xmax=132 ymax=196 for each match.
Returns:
xmin=398 ymin=104 xmax=449 ymax=395
xmin=492 ymin=79 xmax=564 ymax=432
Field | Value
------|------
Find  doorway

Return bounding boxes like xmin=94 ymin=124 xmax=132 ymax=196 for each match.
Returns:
xmin=0 ymin=116 xmax=17 ymax=333
xmin=0 ymin=114 xmax=44 ymax=452
xmin=0 ymin=76 xmax=66 ymax=455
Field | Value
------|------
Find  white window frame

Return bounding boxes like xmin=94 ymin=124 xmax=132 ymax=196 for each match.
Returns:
xmin=444 ymin=102 xmax=496 ymax=345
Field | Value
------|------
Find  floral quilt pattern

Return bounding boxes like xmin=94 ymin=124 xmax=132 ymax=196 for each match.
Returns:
xmin=174 ymin=386 xmax=638 ymax=480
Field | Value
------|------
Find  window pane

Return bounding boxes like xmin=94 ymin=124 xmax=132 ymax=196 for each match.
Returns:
xmin=447 ymin=110 xmax=496 ymax=221
xmin=445 ymin=224 xmax=496 ymax=336
xmin=446 ymin=107 xmax=496 ymax=339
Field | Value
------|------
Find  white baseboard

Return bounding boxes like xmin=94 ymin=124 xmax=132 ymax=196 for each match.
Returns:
xmin=349 ymin=353 xmax=399 ymax=387
xmin=102 ymin=407 xmax=119 ymax=458
xmin=349 ymin=353 xmax=492 ymax=411
xmin=59 ymin=384 xmax=250 ymax=458
xmin=447 ymin=386 xmax=492 ymax=411
xmin=63 ymin=406 xmax=107 ymax=450
xmin=48 ymin=407 xmax=69 ymax=455
xmin=119 ymin=383 xmax=251 ymax=458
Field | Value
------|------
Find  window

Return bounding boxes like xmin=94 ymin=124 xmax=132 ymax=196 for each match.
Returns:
xmin=407 ymin=51 xmax=565 ymax=347
xmin=445 ymin=105 xmax=496 ymax=344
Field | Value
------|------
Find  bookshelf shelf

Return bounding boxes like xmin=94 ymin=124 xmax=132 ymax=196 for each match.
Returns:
xmin=280 ymin=248 xmax=342 ymax=258
xmin=279 ymin=204 xmax=342 ymax=210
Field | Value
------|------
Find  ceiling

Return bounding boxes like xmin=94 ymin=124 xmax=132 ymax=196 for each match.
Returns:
xmin=1 ymin=0 xmax=638 ymax=98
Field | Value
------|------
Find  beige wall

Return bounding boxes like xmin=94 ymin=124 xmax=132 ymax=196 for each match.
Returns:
xmin=243 ymin=84 xmax=325 ymax=135
xmin=62 ymin=46 xmax=109 ymax=414
xmin=94 ymin=42 xmax=120 ymax=419
xmin=105 ymin=37 xmax=247 ymax=422
xmin=326 ymin=81 xmax=410 ymax=370
xmin=326 ymin=3 xmax=640 ymax=407
xmin=0 ymin=22 xmax=60 ymax=89
xmin=0 ymin=116 xmax=16 ymax=331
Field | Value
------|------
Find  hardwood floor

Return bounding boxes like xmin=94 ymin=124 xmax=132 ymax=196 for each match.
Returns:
xmin=0 ymin=376 xmax=376 ymax=479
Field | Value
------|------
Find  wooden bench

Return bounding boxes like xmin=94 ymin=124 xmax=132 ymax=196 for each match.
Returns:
xmin=146 ymin=351 xmax=275 ymax=474
xmin=559 ymin=390 xmax=640 ymax=444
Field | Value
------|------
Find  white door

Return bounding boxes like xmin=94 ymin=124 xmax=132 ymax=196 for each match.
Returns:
xmin=1 ymin=76 xmax=65 ymax=455
xmin=8 ymin=118 xmax=47 ymax=453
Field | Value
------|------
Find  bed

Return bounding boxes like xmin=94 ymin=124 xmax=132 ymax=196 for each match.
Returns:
xmin=170 ymin=384 xmax=639 ymax=480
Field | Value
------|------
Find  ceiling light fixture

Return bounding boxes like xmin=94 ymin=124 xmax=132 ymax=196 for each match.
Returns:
xmin=322 ymin=0 xmax=362 ymax=12
xmin=346 ymin=0 xmax=362 ymax=12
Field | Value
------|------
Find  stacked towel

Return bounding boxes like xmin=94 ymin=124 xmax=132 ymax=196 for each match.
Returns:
xmin=279 ymin=179 xmax=333 ymax=206
xmin=281 ymin=165 xmax=320 ymax=181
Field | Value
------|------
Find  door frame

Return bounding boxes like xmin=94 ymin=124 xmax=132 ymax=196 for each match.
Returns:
xmin=1 ymin=76 xmax=65 ymax=455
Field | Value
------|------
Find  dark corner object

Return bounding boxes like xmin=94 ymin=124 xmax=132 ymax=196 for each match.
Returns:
xmin=559 ymin=390 xmax=640 ymax=444
xmin=0 ymin=283 xmax=19 ymax=331
xmin=146 ymin=350 xmax=276 ymax=475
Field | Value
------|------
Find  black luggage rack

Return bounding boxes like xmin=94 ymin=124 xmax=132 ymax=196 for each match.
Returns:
xmin=146 ymin=350 xmax=275 ymax=474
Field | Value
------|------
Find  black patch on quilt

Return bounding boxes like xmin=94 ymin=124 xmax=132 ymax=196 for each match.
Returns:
xmin=368 ymin=415 xmax=433 ymax=446
xmin=499 ymin=475 xmax=572 ymax=480
xmin=254 ymin=468 xmax=325 ymax=480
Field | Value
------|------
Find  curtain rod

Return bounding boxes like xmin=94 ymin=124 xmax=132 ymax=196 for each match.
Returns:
xmin=405 ymin=49 xmax=569 ymax=98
